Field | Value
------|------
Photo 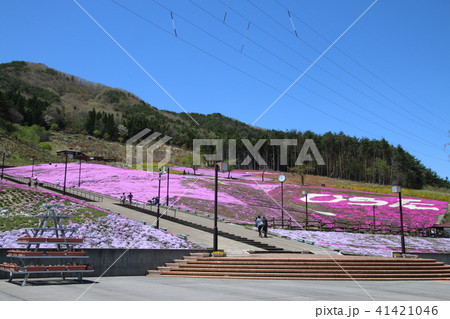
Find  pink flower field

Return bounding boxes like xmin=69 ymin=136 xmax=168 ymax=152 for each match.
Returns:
xmin=5 ymin=163 xmax=449 ymax=229
xmin=0 ymin=180 xmax=203 ymax=249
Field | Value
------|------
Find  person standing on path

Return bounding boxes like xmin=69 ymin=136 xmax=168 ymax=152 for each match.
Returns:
xmin=262 ymin=216 xmax=268 ymax=238
xmin=255 ymin=215 xmax=263 ymax=237
xmin=127 ymin=192 xmax=133 ymax=205
xmin=121 ymin=193 xmax=126 ymax=204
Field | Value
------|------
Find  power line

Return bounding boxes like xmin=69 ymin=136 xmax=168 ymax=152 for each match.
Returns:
xmin=273 ymin=0 xmax=450 ymax=128
xmin=217 ymin=0 xmax=446 ymax=137
xmin=110 ymin=0 xmax=381 ymax=139
xmin=186 ymin=0 xmax=442 ymax=150
xmin=151 ymin=0 xmax=441 ymax=150
xmin=113 ymin=0 xmax=443 ymax=152
xmin=72 ymin=0 xmax=199 ymax=125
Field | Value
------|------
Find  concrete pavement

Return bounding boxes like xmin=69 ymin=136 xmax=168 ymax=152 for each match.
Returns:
xmin=0 ymin=275 xmax=449 ymax=301
xmin=95 ymin=195 xmax=335 ymax=254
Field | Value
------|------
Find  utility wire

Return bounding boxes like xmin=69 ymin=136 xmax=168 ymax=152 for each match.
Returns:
xmin=110 ymin=0 xmax=381 ymax=140
xmin=187 ymin=0 xmax=441 ymax=149
xmin=277 ymin=0 xmax=450 ymax=127
xmin=218 ymin=0 xmax=446 ymax=137
xmin=151 ymin=0 xmax=440 ymax=150
xmin=113 ymin=0 xmax=443 ymax=152
xmin=72 ymin=0 xmax=199 ymax=125
xmin=272 ymin=0 xmax=450 ymax=130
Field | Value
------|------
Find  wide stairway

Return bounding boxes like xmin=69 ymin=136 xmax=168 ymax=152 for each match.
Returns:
xmin=148 ymin=254 xmax=450 ymax=280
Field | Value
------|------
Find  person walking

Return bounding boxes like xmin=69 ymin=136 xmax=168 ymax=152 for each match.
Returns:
xmin=255 ymin=215 xmax=263 ymax=237
xmin=127 ymin=192 xmax=133 ymax=205
xmin=121 ymin=193 xmax=126 ymax=204
xmin=262 ymin=216 xmax=268 ymax=238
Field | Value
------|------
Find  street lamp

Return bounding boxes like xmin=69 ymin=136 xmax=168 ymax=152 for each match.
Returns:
xmin=213 ymin=162 xmax=228 ymax=251
xmin=78 ymin=160 xmax=82 ymax=187
xmin=302 ymin=190 xmax=308 ymax=229
xmin=165 ymin=165 xmax=170 ymax=206
xmin=392 ymin=186 xmax=406 ymax=254
xmin=30 ymin=157 xmax=35 ymax=178
xmin=372 ymin=205 xmax=377 ymax=231
xmin=156 ymin=171 xmax=164 ymax=229
xmin=1 ymin=152 xmax=9 ymax=180
xmin=278 ymin=174 xmax=286 ymax=228
xmin=63 ymin=153 xmax=68 ymax=195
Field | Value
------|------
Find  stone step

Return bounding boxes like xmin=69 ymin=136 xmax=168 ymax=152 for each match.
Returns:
xmin=186 ymin=260 xmax=443 ymax=267
xmin=178 ymin=264 xmax=450 ymax=271
xmin=193 ymin=257 xmax=439 ymax=262
xmin=183 ymin=256 xmax=198 ymax=260
xmin=149 ymin=255 xmax=450 ymax=281
xmin=169 ymin=267 xmax=450 ymax=274
xmin=156 ymin=274 xmax=450 ymax=281
xmin=159 ymin=270 xmax=450 ymax=279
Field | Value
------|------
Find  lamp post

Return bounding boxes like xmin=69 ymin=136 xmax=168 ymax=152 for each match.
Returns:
xmin=278 ymin=174 xmax=286 ymax=228
xmin=165 ymin=165 xmax=170 ymax=206
xmin=63 ymin=153 xmax=68 ymax=195
xmin=372 ymin=205 xmax=377 ymax=231
xmin=392 ymin=186 xmax=406 ymax=254
xmin=30 ymin=157 xmax=35 ymax=178
xmin=156 ymin=171 xmax=163 ymax=229
xmin=78 ymin=160 xmax=82 ymax=187
xmin=1 ymin=152 xmax=8 ymax=180
xmin=213 ymin=162 xmax=228 ymax=251
xmin=302 ymin=190 xmax=308 ymax=229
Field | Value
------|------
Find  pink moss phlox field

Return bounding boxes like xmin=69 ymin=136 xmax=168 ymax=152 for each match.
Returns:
xmin=270 ymin=229 xmax=450 ymax=257
xmin=5 ymin=164 xmax=448 ymax=229
xmin=0 ymin=180 xmax=203 ymax=249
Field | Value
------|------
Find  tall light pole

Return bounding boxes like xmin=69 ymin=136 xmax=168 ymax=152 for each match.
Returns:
xmin=30 ymin=157 xmax=35 ymax=178
xmin=214 ymin=162 xmax=228 ymax=251
xmin=165 ymin=165 xmax=170 ymax=206
xmin=78 ymin=160 xmax=82 ymax=187
xmin=63 ymin=153 xmax=68 ymax=195
xmin=156 ymin=171 xmax=163 ymax=229
xmin=278 ymin=174 xmax=286 ymax=228
xmin=392 ymin=186 xmax=406 ymax=254
xmin=302 ymin=190 xmax=308 ymax=229
xmin=372 ymin=205 xmax=377 ymax=231
xmin=1 ymin=152 xmax=8 ymax=180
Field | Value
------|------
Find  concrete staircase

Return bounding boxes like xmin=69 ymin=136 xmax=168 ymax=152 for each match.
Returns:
xmin=121 ymin=203 xmax=286 ymax=252
xmin=148 ymin=254 xmax=450 ymax=280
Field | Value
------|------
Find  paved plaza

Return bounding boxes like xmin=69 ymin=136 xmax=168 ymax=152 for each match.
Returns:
xmin=0 ymin=276 xmax=449 ymax=301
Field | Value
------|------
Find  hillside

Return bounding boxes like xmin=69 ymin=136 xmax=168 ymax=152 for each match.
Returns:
xmin=0 ymin=60 xmax=448 ymax=189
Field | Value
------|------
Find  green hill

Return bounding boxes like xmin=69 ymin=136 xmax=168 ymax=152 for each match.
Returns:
xmin=0 ymin=61 xmax=448 ymax=190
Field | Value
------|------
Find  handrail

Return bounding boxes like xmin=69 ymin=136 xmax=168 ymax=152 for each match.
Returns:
xmin=3 ymin=174 xmax=103 ymax=202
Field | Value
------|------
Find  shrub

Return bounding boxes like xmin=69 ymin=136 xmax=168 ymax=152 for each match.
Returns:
xmin=39 ymin=142 xmax=52 ymax=151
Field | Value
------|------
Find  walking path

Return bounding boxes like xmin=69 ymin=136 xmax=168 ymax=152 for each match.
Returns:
xmin=85 ymin=194 xmax=336 ymax=255
xmin=4 ymin=174 xmax=337 ymax=255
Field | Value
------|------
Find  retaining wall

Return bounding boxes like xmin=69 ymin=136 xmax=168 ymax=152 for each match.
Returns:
xmin=0 ymin=248 xmax=205 ymax=279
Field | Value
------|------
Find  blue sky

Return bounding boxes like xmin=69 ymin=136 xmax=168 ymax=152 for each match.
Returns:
xmin=1 ymin=0 xmax=449 ymax=178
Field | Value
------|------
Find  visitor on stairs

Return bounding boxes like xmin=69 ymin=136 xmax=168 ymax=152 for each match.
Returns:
xmin=262 ymin=216 xmax=268 ymax=238
xmin=256 ymin=216 xmax=263 ymax=237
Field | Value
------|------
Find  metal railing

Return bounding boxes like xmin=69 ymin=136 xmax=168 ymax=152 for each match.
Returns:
xmin=3 ymin=174 xmax=103 ymax=202
xmin=270 ymin=218 xmax=431 ymax=237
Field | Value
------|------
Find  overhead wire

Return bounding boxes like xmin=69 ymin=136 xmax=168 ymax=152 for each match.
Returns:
xmin=217 ymin=0 xmax=446 ymax=137
xmin=278 ymin=0 xmax=450 ymax=127
xmin=109 ymin=0 xmax=446 ymax=161
xmin=186 ymin=0 xmax=442 ymax=150
xmin=110 ymin=0 xmax=382 ymax=139
xmin=111 ymin=0 xmax=442 ymax=153
xmin=271 ymin=0 xmax=450 ymax=131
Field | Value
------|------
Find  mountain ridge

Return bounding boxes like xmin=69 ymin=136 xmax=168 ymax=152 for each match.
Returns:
xmin=0 ymin=60 xmax=448 ymax=189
